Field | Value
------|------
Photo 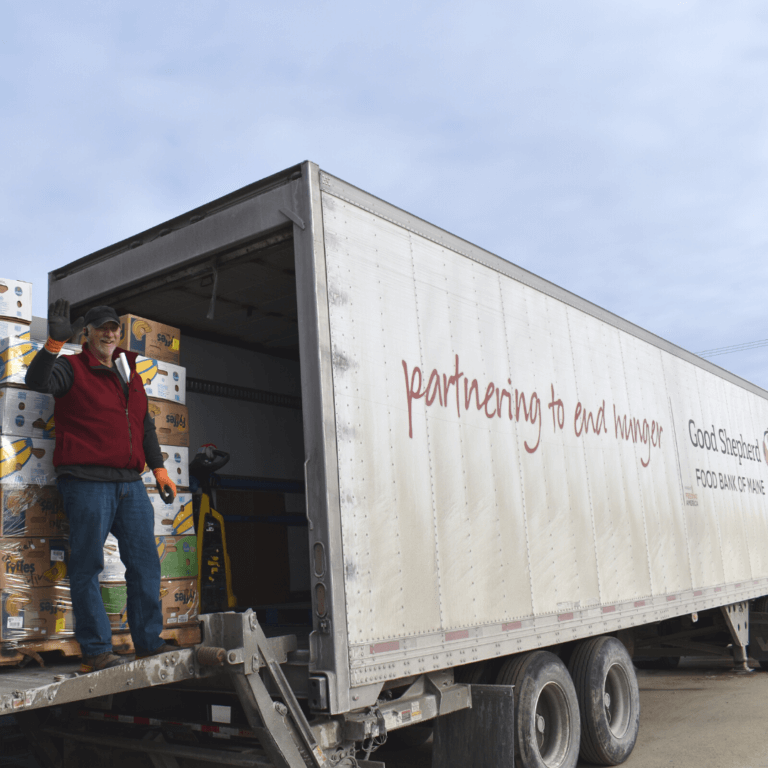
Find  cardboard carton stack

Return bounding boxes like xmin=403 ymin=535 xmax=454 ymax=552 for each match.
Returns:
xmin=99 ymin=315 xmax=198 ymax=633
xmin=0 ymin=279 xmax=74 ymax=644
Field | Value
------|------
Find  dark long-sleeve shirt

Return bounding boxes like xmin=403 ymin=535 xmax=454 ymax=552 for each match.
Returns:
xmin=25 ymin=347 xmax=164 ymax=482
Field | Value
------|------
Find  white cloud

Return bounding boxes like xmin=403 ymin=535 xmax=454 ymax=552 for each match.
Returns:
xmin=1 ymin=1 xmax=767 ymax=384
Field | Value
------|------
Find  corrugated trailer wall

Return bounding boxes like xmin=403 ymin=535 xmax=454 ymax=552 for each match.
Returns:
xmin=320 ymin=174 xmax=768 ymax=685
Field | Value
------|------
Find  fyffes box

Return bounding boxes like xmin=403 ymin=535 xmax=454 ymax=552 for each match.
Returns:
xmin=0 ymin=435 xmax=55 ymax=487
xmin=0 ymin=387 xmax=55 ymax=439
xmin=0 ymin=279 xmax=32 ymax=323
xmin=99 ymin=532 xmax=198 ymax=582
xmin=141 ymin=446 xmax=189 ymax=488
xmin=156 ymin=535 xmax=198 ymax=579
xmin=0 ymin=337 xmax=44 ymax=386
xmin=99 ymin=533 xmax=125 ymax=583
xmin=0 ymin=537 xmax=69 ymax=590
xmin=0 ymin=336 xmax=78 ymax=386
xmin=147 ymin=490 xmax=194 ymax=536
xmin=103 ymin=578 xmax=198 ymax=630
xmin=136 ymin=357 xmax=186 ymax=404
xmin=1 ymin=585 xmax=74 ymax=640
xmin=119 ymin=314 xmax=180 ymax=365
xmin=0 ymin=321 xmax=31 ymax=340
xmin=0 ymin=486 xmax=68 ymax=537
xmin=147 ymin=398 xmax=189 ymax=447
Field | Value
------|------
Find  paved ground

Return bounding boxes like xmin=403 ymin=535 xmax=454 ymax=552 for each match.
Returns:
xmin=376 ymin=657 xmax=768 ymax=768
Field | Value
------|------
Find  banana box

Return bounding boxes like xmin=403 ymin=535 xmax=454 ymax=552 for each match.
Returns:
xmin=0 ymin=336 xmax=78 ymax=386
xmin=1 ymin=585 xmax=74 ymax=641
xmin=147 ymin=398 xmax=189 ymax=447
xmin=0 ymin=279 xmax=32 ymax=323
xmin=136 ymin=357 xmax=186 ymax=404
xmin=0 ymin=387 xmax=55 ymax=439
xmin=141 ymin=446 xmax=189 ymax=488
xmin=155 ymin=535 xmax=198 ymax=579
xmin=99 ymin=533 xmax=125 ymax=583
xmin=119 ymin=314 xmax=180 ymax=365
xmin=0 ymin=337 xmax=44 ymax=386
xmin=99 ymin=532 xmax=197 ymax=581
xmin=0 ymin=537 xmax=69 ymax=590
xmin=0 ymin=321 xmax=31 ymax=341
xmin=147 ymin=490 xmax=194 ymax=536
xmin=0 ymin=486 xmax=68 ymax=537
xmin=0 ymin=436 xmax=55 ymax=487
xmin=102 ymin=578 xmax=198 ymax=631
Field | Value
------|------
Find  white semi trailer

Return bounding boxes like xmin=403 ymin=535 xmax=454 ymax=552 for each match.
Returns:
xmin=2 ymin=161 xmax=768 ymax=768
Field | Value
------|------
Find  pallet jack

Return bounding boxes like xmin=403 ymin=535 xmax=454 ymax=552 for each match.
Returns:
xmin=190 ymin=445 xmax=236 ymax=613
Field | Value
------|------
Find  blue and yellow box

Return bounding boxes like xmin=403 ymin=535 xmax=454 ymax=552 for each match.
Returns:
xmin=118 ymin=314 xmax=180 ymax=365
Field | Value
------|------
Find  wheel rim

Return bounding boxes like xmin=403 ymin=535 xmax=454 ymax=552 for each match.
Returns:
xmin=533 ymin=681 xmax=572 ymax=767
xmin=604 ymin=663 xmax=631 ymax=738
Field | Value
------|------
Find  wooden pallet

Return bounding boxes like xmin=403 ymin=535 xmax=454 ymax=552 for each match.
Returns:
xmin=0 ymin=624 xmax=201 ymax=668
xmin=0 ymin=636 xmax=82 ymax=667
xmin=111 ymin=623 xmax=202 ymax=654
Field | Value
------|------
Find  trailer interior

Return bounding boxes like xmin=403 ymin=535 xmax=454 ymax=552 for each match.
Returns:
xmin=62 ymin=172 xmax=311 ymax=640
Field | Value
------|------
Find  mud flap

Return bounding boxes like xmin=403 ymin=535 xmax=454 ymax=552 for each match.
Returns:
xmin=433 ymin=684 xmax=514 ymax=767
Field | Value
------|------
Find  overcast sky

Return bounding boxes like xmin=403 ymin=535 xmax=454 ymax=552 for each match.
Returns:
xmin=3 ymin=2 xmax=767 ymax=386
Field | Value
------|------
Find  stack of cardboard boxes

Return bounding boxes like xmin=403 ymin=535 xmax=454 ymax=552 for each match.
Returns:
xmin=0 ymin=279 xmax=75 ymax=644
xmin=99 ymin=314 xmax=200 ymax=634
xmin=0 ymin=284 xmax=199 ymax=650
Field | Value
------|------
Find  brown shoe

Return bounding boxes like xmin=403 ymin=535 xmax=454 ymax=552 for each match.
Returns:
xmin=81 ymin=652 xmax=128 ymax=673
xmin=136 ymin=643 xmax=178 ymax=659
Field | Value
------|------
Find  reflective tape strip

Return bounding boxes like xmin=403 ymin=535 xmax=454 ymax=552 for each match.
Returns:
xmin=78 ymin=710 xmax=255 ymax=738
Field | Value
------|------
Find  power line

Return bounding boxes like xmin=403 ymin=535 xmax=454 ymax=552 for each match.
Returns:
xmin=698 ymin=339 xmax=768 ymax=358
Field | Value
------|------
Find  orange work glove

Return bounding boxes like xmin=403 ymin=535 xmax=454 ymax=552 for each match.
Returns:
xmin=152 ymin=468 xmax=177 ymax=504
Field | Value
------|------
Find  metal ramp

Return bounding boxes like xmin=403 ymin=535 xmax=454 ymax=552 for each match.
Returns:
xmin=1 ymin=610 xmax=327 ymax=768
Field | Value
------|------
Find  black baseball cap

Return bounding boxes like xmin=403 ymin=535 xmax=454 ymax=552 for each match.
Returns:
xmin=84 ymin=305 xmax=120 ymax=328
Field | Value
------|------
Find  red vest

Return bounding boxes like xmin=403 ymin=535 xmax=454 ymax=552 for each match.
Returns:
xmin=53 ymin=345 xmax=148 ymax=471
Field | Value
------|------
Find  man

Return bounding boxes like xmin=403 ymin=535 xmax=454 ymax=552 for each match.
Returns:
xmin=26 ymin=300 xmax=178 ymax=672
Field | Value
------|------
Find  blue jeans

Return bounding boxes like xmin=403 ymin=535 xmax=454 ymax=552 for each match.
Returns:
xmin=56 ymin=477 xmax=163 ymax=656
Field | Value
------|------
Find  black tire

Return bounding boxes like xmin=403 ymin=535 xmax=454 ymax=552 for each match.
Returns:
xmin=569 ymin=636 xmax=640 ymax=765
xmin=496 ymin=651 xmax=581 ymax=768
xmin=454 ymin=661 xmax=490 ymax=684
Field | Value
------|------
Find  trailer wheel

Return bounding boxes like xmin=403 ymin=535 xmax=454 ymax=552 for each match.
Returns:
xmin=455 ymin=661 xmax=490 ymax=684
xmin=568 ymin=636 xmax=640 ymax=765
xmin=496 ymin=651 xmax=580 ymax=768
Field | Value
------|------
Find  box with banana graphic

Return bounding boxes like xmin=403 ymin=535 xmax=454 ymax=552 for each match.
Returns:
xmin=101 ymin=577 xmax=198 ymax=631
xmin=119 ymin=314 xmax=180 ymax=365
xmin=0 ymin=435 xmax=56 ymax=487
xmin=147 ymin=398 xmax=189 ymax=447
xmin=1 ymin=584 xmax=74 ymax=640
xmin=140 ymin=446 xmax=189 ymax=488
xmin=99 ymin=533 xmax=198 ymax=583
xmin=0 ymin=537 xmax=69 ymax=590
xmin=135 ymin=357 xmax=186 ymax=404
xmin=0 ymin=336 xmax=79 ymax=387
xmin=0 ymin=321 xmax=31 ymax=341
xmin=0 ymin=387 xmax=55 ymax=440
xmin=0 ymin=486 xmax=68 ymax=537
xmin=147 ymin=491 xmax=194 ymax=537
